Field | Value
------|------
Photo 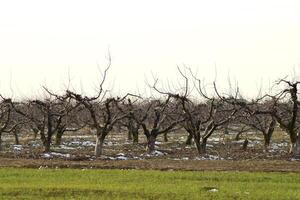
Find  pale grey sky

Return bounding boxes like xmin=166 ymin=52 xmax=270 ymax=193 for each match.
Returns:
xmin=0 ymin=0 xmax=300 ymax=98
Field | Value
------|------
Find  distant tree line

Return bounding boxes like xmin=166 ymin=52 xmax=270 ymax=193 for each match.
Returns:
xmin=1 ymin=64 xmax=300 ymax=158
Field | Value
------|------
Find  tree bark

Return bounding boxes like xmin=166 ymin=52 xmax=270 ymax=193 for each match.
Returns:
xmin=163 ymin=132 xmax=168 ymax=142
xmin=194 ymin=139 xmax=202 ymax=155
xmin=14 ymin=131 xmax=19 ymax=145
xmin=127 ymin=129 xmax=132 ymax=141
xmin=147 ymin=135 xmax=157 ymax=153
xmin=95 ymin=135 xmax=105 ymax=157
xmin=0 ymin=133 xmax=2 ymax=151
xmin=242 ymin=138 xmax=249 ymax=151
xmin=55 ymin=131 xmax=64 ymax=145
xmin=132 ymin=129 xmax=139 ymax=144
xmin=185 ymin=133 xmax=193 ymax=145
xmin=44 ymin=139 xmax=51 ymax=153
xmin=200 ymin=138 xmax=208 ymax=154
xmin=289 ymin=132 xmax=298 ymax=157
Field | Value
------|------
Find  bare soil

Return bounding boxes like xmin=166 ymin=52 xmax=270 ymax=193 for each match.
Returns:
xmin=1 ymin=129 xmax=299 ymax=172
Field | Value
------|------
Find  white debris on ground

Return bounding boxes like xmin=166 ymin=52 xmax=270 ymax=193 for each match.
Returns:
xmin=231 ymin=140 xmax=245 ymax=144
xmin=155 ymin=141 xmax=162 ymax=145
xmin=208 ymin=137 xmax=221 ymax=143
xmin=115 ymin=156 xmax=128 ymax=160
xmin=63 ymin=140 xmax=95 ymax=148
xmin=58 ymin=145 xmax=75 ymax=150
xmin=140 ymin=150 xmax=168 ymax=157
xmin=290 ymin=158 xmax=300 ymax=161
xmin=12 ymin=145 xmax=22 ymax=151
xmin=38 ymin=165 xmax=49 ymax=170
xmin=208 ymin=188 xmax=219 ymax=192
xmin=82 ymin=141 xmax=95 ymax=147
xmin=116 ymin=153 xmax=125 ymax=157
xmin=152 ymin=150 xmax=166 ymax=156
xmin=196 ymin=154 xmax=224 ymax=160
xmin=41 ymin=152 xmax=71 ymax=159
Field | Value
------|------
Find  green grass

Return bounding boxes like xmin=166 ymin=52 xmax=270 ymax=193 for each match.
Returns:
xmin=0 ymin=168 xmax=300 ymax=199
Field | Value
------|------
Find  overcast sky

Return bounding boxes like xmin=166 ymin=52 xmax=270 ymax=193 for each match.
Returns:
xmin=1 ymin=0 xmax=300 ymax=99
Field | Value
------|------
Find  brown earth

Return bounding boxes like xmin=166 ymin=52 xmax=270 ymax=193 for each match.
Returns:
xmin=1 ymin=157 xmax=300 ymax=172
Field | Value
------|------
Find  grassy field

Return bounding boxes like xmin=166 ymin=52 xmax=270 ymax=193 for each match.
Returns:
xmin=0 ymin=168 xmax=300 ymax=199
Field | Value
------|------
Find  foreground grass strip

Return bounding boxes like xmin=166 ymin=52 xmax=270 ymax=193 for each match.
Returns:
xmin=0 ymin=168 xmax=300 ymax=199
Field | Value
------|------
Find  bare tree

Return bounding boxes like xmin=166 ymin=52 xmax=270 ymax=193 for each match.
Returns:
xmin=129 ymin=97 xmax=183 ymax=153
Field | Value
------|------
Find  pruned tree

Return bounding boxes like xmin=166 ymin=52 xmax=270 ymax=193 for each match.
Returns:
xmin=267 ymin=79 xmax=300 ymax=157
xmin=129 ymin=97 xmax=183 ymax=153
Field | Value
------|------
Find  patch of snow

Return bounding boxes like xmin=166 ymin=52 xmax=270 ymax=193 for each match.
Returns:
xmin=155 ymin=141 xmax=162 ymax=145
xmin=50 ymin=152 xmax=71 ymax=158
xmin=41 ymin=153 xmax=52 ymax=159
xmin=13 ymin=145 xmax=22 ymax=151
xmin=196 ymin=155 xmax=224 ymax=160
xmin=41 ymin=152 xmax=71 ymax=159
xmin=69 ymin=141 xmax=81 ymax=146
xmin=208 ymin=138 xmax=221 ymax=142
xmin=59 ymin=145 xmax=75 ymax=150
xmin=104 ymin=141 xmax=114 ymax=146
xmin=182 ymin=157 xmax=189 ymax=160
xmin=115 ymin=156 xmax=128 ymax=160
xmin=231 ymin=140 xmax=245 ymax=144
xmin=140 ymin=150 xmax=167 ymax=157
xmin=291 ymin=158 xmax=300 ymax=161
xmin=116 ymin=153 xmax=125 ymax=157
xmin=152 ymin=150 xmax=166 ymax=156
xmin=82 ymin=141 xmax=95 ymax=147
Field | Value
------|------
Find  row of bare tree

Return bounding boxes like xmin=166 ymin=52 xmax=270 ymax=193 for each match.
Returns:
xmin=1 ymin=66 xmax=300 ymax=158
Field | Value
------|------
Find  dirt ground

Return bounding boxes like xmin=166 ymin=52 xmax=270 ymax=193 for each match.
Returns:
xmin=1 ymin=129 xmax=300 ymax=172
xmin=1 ymin=158 xmax=300 ymax=172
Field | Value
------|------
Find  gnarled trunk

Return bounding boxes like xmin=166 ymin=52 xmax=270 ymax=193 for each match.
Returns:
xmin=127 ymin=129 xmax=132 ymax=141
xmin=194 ymin=139 xmax=202 ymax=155
xmin=242 ymin=138 xmax=249 ymax=151
xmin=289 ymin=132 xmax=299 ymax=158
xmin=147 ymin=135 xmax=157 ymax=153
xmin=132 ymin=129 xmax=139 ymax=144
xmin=163 ymin=132 xmax=168 ymax=142
xmin=289 ymin=133 xmax=300 ymax=158
xmin=200 ymin=138 xmax=208 ymax=154
xmin=0 ymin=133 xmax=2 ymax=151
xmin=95 ymin=135 xmax=105 ymax=157
xmin=55 ymin=131 xmax=64 ymax=145
xmin=14 ymin=131 xmax=19 ymax=145
xmin=44 ymin=139 xmax=51 ymax=152
xmin=185 ymin=133 xmax=193 ymax=145
xmin=263 ymin=134 xmax=272 ymax=151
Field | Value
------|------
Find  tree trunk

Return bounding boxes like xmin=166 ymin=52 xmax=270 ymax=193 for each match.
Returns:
xmin=55 ymin=131 xmax=64 ymax=145
xmin=297 ymin=133 xmax=300 ymax=159
xmin=147 ymin=135 xmax=157 ymax=153
xmin=235 ymin=131 xmax=243 ymax=141
xmin=0 ymin=133 xmax=2 ymax=151
xmin=289 ymin=133 xmax=300 ymax=158
xmin=44 ymin=139 xmax=51 ymax=152
xmin=14 ymin=131 xmax=19 ymax=145
xmin=263 ymin=134 xmax=271 ymax=151
xmin=163 ymin=132 xmax=168 ymax=142
xmin=132 ymin=129 xmax=139 ymax=144
xmin=200 ymin=138 xmax=207 ymax=154
xmin=127 ymin=129 xmax=132 ymax=141
xmin=242 ymin=138 xmax=249 ymax=151
xmin=186 ymin=133 xmax=193 ymax=145
xmin=194 ymin=139 xmax=202 ymax=155
xmin=289 ymin=132 xmax=298 ymax=157
xmin=95 ymin=135 xmax=105 ymax=157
